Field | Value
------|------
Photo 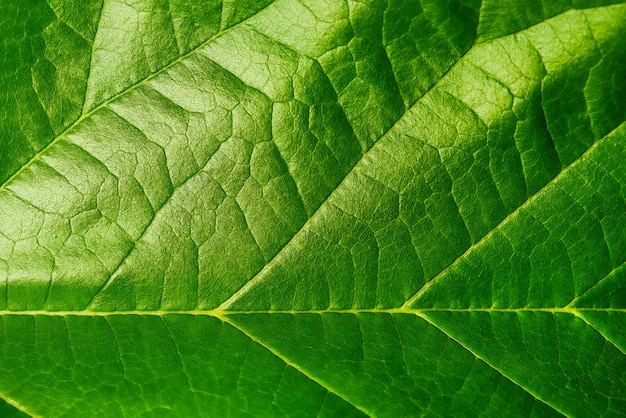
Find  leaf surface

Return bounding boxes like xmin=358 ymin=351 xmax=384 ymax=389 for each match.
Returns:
xmin=1 ymin=0 xmax=626 ymax=416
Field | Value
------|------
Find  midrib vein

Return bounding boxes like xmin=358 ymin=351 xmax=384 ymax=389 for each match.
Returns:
xmin=0 ymin=307 xmax=623 ymax=316
xmin=0 ymin=1 xmax=277 ymax=194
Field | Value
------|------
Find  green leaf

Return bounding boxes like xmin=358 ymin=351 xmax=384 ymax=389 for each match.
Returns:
xmin=1 ymin=0 xmax=626 ymax=416
xmin=0 ymin=399 xmax=30 ymax=418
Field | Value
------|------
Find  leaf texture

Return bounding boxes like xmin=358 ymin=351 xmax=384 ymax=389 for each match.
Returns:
xmin=1 ymin=0 xmax=626 ymax=416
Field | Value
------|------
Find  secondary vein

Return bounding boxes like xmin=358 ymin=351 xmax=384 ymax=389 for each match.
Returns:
xmin=0 ymin=1 xmax=277 ymax=194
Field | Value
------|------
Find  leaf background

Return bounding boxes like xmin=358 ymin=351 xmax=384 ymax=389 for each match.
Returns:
xmin=1 ymin=0 xmax=626 ymax=416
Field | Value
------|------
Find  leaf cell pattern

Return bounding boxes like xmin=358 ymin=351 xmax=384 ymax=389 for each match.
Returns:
xmin=1 ymin=0 xmax=626 ymax=416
